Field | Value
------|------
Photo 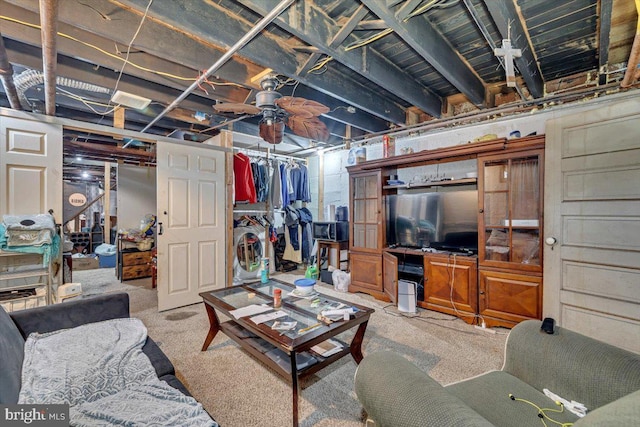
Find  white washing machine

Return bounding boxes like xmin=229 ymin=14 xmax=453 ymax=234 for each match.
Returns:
xmin=232 ymin=226 xmax=274 ymax=285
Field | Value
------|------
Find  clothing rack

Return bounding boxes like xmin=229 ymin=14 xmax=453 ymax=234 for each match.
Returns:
xmin=232 ymin=146 xmax=306 ymax=163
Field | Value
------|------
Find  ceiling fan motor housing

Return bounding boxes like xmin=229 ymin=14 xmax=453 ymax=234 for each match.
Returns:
xmin=255 ymin=90 xmax=281 ymax=108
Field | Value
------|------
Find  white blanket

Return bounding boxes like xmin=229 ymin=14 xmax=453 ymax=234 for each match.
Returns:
xmin=19 ymin=318 xmax=216 ymax=426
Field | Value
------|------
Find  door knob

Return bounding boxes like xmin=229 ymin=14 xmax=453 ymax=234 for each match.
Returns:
xmin=545 ymin=237 xmax=557 ymax=246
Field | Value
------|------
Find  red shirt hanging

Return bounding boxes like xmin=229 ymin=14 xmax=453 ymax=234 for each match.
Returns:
xmin=233 ymin=152 xmax=257 ymax=203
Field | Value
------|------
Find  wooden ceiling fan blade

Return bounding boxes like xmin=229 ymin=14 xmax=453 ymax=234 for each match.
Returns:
xmin=286 ymin=116 xmax=330 ymax=142
xmin=212 ymin=103 xmax=261 ymax=115
xmin=276 ymin=96 xmax=330 ymax=117
xmin=259 ymin=121 xmax=284 ymax=144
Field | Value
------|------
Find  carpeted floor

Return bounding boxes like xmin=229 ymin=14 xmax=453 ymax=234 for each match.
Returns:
xmin=88 ymin=270 xmax=508 ymax=427
xmin=71 ymin=267 xmax=142 ymax=297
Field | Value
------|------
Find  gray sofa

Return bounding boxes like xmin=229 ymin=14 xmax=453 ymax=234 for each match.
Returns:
xmin=0 ymin=292 xmax=215 ymax=423
xmin=355 ymin=319 xmax=640 ymax=427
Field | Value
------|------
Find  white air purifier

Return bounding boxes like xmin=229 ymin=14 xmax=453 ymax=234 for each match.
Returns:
xmin=397 ymin=279 xmax=417 ymax=313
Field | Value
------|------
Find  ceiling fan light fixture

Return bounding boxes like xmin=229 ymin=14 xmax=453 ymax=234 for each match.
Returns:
xmin=111 ymin=90 xmax=152 ymax=110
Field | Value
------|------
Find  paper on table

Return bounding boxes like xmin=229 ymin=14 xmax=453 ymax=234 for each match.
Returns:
xmin=229 ymin=304 xmax=272 ymax=319
xmin=251 ymin=310 xmax=287 ymax=324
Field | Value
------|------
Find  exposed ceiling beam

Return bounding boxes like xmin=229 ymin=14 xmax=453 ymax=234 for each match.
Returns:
xmin=483 ymin=0 xmax=544 ymax=98
xmin=3 ymin=39 xmax=219 ymax=115
xmin=0 ymin=1 xmax=247 ymax=104
xmin=238 ymin=0 xmax=442 ymax=117
xmin=355 ymin=20 xmax=388 ymax=31
xmin=116 ymin=0 xmax=407 ymax=125
xmin=361 ymin=0 xmax=486 ymax=106
xmin=39 ymin=0 xmax=58 ymax=115
xmin=598 ymin=0 xmax=614 ymax=85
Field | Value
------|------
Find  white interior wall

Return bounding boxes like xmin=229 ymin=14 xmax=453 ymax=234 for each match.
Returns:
xmin=116 ymin=165 xmax=156 ymax=231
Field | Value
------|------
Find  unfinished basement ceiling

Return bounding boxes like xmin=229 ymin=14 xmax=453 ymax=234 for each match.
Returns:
xmin=0 ymin=0 xmax=638 ymax=157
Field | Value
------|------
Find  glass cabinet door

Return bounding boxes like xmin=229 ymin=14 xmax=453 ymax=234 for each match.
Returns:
xmin=351 ymin=172 xmax=380 ymax=250
xmin=480 ymin=150 xmax=542 ymax=270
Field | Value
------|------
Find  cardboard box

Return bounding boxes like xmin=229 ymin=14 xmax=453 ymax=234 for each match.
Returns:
xmin=72 ymin=256 xmax=99 ymax=271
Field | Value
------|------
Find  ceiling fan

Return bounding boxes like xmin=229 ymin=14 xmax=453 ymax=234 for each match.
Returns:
xmin=212 ymin=75 xmax=330 ymax=144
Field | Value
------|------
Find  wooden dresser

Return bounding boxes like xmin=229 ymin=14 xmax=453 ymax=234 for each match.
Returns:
xmin=118 ymin=248 xmax=153 ymax=281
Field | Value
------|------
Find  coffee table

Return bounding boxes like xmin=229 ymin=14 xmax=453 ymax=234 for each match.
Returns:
xmin=200 ymin=279 xmax=374 ymax=427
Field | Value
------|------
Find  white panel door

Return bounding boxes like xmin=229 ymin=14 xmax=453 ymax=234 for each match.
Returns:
xmin=544 ymin=99 xmax=640 ymax=353
xmin=0 ymin=116 xmax=62 ymax=219
xmin=156 ymin=141 xmax=226 ymax=311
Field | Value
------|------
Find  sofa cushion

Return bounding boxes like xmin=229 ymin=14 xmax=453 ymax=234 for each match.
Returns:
xmin=0 ymin=306 xmax=25 ymax=404
xmin=160 ymin=374 xmax=192 ymax=397
xmin=143 ymin=337 xmax=175 ymax=377
xmin=446 ymin=371 xmax=579 ymax=427
xmin=10 ymin=293 xmax=130 ymax=338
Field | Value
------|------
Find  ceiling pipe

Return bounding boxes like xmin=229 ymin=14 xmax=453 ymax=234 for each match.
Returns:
xmin=0 ymin=34 xmax=22 ymax=110
xmin=137 ymin=0 xmax=295 ymax=138
xmin=622 ymin=0 xmax=640 ymax=87
xmin=39 ymin=0 xmax=59 ymax=116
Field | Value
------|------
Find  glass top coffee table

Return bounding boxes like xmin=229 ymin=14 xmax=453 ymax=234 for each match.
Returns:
xmin=199 ymin=278 xmax=374 ymax=427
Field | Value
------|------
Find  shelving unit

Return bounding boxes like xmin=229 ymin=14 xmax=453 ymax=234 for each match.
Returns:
xmin=382 ymin=177 xmax=477 ymax=190
xmin=0 ymin=251 xmax=52 ymax=312
xmin=347 ymin=135 xmax=545 ymax=328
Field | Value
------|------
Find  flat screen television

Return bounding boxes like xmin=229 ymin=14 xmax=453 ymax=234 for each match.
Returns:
xmin=385 ymin=190 xmax=478 ymax=253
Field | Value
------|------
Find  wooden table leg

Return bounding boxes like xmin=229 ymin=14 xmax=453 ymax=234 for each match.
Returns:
xmin=290 ymin=352 xmax=299 ymax=427
xmin=201 ymin=302 xmax=221 ymax=351
xmin=349 ymin=320 xmax=369 ymax=364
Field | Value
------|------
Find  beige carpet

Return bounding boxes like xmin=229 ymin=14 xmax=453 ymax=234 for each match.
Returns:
xmin=98 ymin=272 xmax=508 ymax=427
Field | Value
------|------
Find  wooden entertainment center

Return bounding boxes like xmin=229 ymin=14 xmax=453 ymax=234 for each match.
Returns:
xmin=347 ymin=135 xmax=545 ymax=328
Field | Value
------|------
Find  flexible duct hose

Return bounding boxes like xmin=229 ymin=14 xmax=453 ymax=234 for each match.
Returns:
xmin=13 ymin=68 xmax=111 ymax=109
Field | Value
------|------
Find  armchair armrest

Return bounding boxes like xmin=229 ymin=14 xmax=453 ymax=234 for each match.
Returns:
xmin=355 ymin=352 xmax=495 ymax=427
xmin=10 ymin=293 xmax=130 ymax=338
xmin=503 ymin=320 xmax=640 ymax=411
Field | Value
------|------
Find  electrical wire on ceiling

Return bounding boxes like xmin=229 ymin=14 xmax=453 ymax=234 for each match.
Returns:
xmin=308 ymin=55 xmax=333 ymax=74
xmin=0 ymin=15 xmax=197 ymax=82
xmin=344 ymin=28 xmax=394 ymax=51
xmin=404 ymin=0 xmax=459 ymax=21
xmin=108 ymin=0 xmax=154 ymax=108
xmin=56 ymin=87 xmax=121 ymax=115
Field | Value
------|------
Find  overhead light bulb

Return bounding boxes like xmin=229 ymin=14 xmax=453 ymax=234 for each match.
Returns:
xmin=266 ymin=118 xmax=273 ymax=126
xmin=82 ymin=171 xmax=90 ymax=179
xmin=76 ymin=156 xmax=82 ymax=161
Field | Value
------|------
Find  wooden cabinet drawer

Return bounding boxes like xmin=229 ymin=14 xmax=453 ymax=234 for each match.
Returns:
xmin=122 ymin=264 xmax=152 ymax=280
xmin=122 ymin=251 xmax=152 ymax=265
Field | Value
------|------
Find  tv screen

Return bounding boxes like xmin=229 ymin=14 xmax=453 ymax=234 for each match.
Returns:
xmin=385 ymin=190 xmax=478 ymax=253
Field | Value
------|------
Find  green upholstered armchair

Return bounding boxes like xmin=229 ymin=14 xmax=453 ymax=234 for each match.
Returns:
xmin=355 ymin=320 xmax=640 ymax=427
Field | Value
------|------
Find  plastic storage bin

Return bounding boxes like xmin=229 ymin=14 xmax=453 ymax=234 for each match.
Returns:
xmin=99 ymin=253 xmax=116 ymax=268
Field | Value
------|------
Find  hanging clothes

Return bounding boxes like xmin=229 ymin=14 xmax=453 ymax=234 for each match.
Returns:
xmin=280 ymin=163 xmax=291 ymax=207
xmin=270 ymin=160 xmax=283 ymax=209
xmin=284 ymin=205 xmax=300 ymax=250
xmin=288 ymin=162 xmax=311 ymax=202
xmin=297 ymin=207 xmax=313 ymax=263
xmin=250 ymin=159 xmax=269 ymax=203
xmin=282 ymin=224 xmax=302 ymax=263
xmin=233 ymin=153 xmax=257 ymax=204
